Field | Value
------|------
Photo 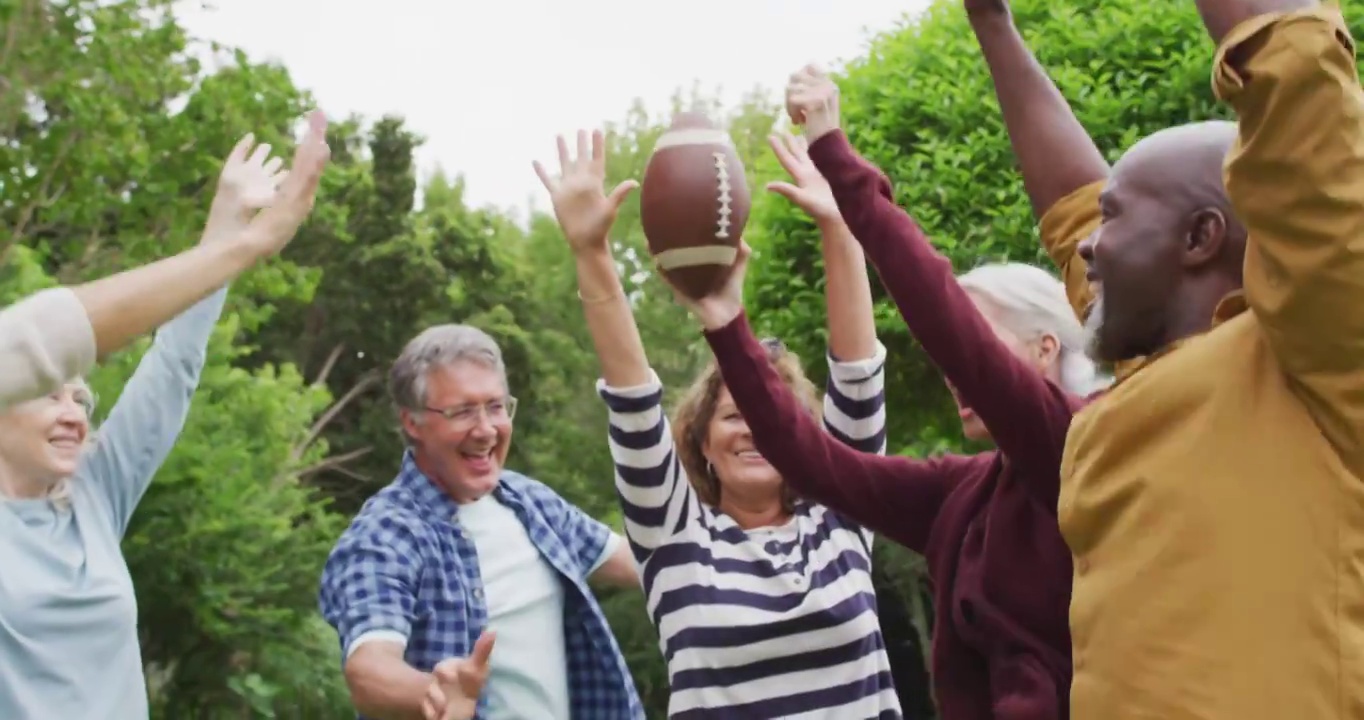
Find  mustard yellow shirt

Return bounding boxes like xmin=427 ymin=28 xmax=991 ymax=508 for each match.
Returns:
xmin=1043 ymin=7 xmax=1364 ymax=719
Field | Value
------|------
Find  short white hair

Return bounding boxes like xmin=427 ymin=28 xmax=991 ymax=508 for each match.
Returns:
xmin=957 ymin=262 xmax=1111 ymax=396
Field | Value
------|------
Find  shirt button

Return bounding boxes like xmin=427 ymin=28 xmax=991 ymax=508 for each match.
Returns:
xmin=473 ymin=588 xmax=484 ymax=600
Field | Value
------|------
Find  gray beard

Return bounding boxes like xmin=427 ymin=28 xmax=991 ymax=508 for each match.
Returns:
xmin=1082 ymin=295 xmax=1105 ymax=361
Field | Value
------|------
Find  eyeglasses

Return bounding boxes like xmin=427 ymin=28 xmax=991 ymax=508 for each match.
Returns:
xmin=422 ymin=396 xmax=518 ymax=430
xmin=759 ymin=337 xmax=786 ymax=359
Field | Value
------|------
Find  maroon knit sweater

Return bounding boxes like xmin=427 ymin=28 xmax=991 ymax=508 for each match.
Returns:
xmin=703 ymin=130 xmax=1086 ymax=719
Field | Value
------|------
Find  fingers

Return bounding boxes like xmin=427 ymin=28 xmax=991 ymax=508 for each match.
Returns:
xmin=262 ymin=155 xmax=284 ymax=176
xmin=590 ymin=129 xmax=606 ymax=174
xmin=736 ymin=240 xmax=753 ymax=266
xmin=423 ymin=681 xmax=448 ymax=719
xmin=769 ymin=180 xmax=796 ymax=201
xmin=606 ymin=179 xmax=639 ymax=209
xmin=767 ymin=134 xmax=798 ymax=174
xmin=532 ymin=160 xmax=555 ymax=191
xmin=469 ymin=630 xmax=497 ymax=667
xmin=575 ymin=130 xmax=589 ymax=169
xmin=228 ymin=134 xmax=255 ymax=164
xmin=248 ymin=142 xmax=273 ymax=168
xmin=555 ymin=135 xmax=571 ymax=173
xmin=269 ymin=170 xmax=290 ymax=190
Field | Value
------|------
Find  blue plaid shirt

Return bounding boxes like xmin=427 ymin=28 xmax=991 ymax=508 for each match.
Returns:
xmin=318 ymin=451 xmax=643 ymax=720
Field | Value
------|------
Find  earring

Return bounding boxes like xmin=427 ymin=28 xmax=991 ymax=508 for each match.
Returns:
xmin=706 ymin=461 xmax=716 ymax=478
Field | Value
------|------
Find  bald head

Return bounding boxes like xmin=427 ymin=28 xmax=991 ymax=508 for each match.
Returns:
xmin=1114 ymin=121 xmax=1240 ymax=221
xmin=1083 ymin=121 xmax=1248 ymax=363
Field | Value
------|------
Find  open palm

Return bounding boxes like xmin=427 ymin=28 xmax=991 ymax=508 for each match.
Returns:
xmin=533 ymin=129 xmax=637 ymax=254
xmin=217 ymin=134 xmax=290 ymax=214
xmin=766 ymin=131 xmax=840 ymax=225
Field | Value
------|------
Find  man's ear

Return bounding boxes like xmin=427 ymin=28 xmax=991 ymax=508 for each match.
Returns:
xmin=1183 ymin=207 xmax=1228 ymax=268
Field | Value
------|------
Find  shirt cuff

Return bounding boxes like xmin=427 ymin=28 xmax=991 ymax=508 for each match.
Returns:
xmin=346 ymin=629 xmax=409 ymax=659
xmin=827 ymin=340 xmax=887 ymax=382
xmin=596 ymin=369 xmax=663 ymax=399
xmin=1212 ymin=5 xmax=1351 ymax=100
xmin=589 ymin=531 xmax=625 ymax=575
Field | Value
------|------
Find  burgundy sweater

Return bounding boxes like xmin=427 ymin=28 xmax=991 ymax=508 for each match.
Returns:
xmin=703 ymin=130 xmax=1084 ymax=720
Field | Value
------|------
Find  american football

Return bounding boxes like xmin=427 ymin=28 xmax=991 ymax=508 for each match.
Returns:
xmin=639 ymin=111 xmax=751 ymax=300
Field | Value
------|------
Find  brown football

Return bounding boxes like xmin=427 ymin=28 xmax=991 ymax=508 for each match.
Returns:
xmin=639 ymin=111 xmax=750 ymax=300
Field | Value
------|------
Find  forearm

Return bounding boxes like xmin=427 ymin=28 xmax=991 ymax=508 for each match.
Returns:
xmin=346 ymin=652 xmax=432 ymax=720
xmin=819 ymin=220 xmax=878 ymax=361
xmin=73 ymin=239 xmax=259 ymax=358
xmin=970 ymin=12 xmax=1108 ymax=219
xmin=574 ymin=249 xmax=652 ymax=388
xmin=1196 ymin=0 xmax=1316 ymax=45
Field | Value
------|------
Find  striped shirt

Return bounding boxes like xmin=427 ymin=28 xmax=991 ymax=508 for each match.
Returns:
xmin=598 ymin=342 xmax=902 ymax=719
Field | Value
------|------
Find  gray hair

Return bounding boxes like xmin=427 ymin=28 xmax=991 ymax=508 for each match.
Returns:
xmin=390 ymin=324 xmax=507 ymax=410
xmin=957 ymin=262 xmax=1111 ymax=397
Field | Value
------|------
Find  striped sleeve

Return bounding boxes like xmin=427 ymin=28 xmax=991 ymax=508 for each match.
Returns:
xmin=597 ymin=370 xmax=697 ymax=565
xmin=822 ymin=340 xmax=888 ymax=457
xmin=823 ymin=341 xmax=888 ymax=548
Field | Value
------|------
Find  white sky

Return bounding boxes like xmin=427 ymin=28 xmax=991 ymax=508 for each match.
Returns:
xmin=176 ymin=0 xmax=928 ymax=219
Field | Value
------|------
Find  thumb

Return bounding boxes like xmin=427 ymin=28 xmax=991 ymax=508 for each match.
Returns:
xmin=607 ymin=179 xmax=639 ymax=209
xmin=733 ymin=241 xmax=753 ymax=275
xmin=469 ymin=630 xmax=497 ymax=668
xmin=765 ymin=181 xmax=804 ymax=204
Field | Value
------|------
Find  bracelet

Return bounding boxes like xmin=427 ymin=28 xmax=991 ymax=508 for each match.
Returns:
xmin=577 ymin=288 xmax=619 ymax=305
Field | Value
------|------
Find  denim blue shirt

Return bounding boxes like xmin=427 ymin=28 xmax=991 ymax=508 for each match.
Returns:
xmin=319 ymin=452 xmax=643 ymax=720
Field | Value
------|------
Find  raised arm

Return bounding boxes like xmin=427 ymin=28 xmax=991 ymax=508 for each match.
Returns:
xmin=702 ymin=308 xmax=962 ymax=555
xmin=1206 ymin=2 xmax=1364 ymax=472
xmin=786 ymin=71 xmax=1076 ymax=505
xmin=968 ymin=0 xmax=1108 ymax=318
xmin=0 ymin=116 xmax=330 ymax=412
xmin=762 ymin=130 xmax=886 ymax=454
xmin=79 ymin=288 xmax=226 ymax=536
xmin=535 ymin=130 xmax=694 ymax=564
xmin=78 ymin=127 xmax=331 ymax=534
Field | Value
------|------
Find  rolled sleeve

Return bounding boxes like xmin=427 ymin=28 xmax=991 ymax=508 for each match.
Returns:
xmin=824 ymin=340 xmax=888 ymax=456
xmin=319 ymin=520 xmax=421 ymax=660
xmin=1213 ymin=7 xmax=1364 ymax=470
xmin=1038 ymin=181 xmax=1105 ymax=322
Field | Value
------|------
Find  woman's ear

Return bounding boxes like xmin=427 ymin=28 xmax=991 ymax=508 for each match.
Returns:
xmin=1037 ymin=333 xmax=1060 ymax=368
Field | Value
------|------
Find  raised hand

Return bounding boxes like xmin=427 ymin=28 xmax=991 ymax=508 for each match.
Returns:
xmin=785 ymin=65 xmax=842 ymax=143
xmin=533 ymin=130 xmax=638 ymax=255
xmin=665 ymin=242 xmax=753 ymax=332
xmin=964 ymin=0 xmax=1009 ymax=17
xmin=765 ymin=131 xmax=840 ymax=226
xmin=422 ymin=631 xmax=496 ymax=720
xmin=238 ymin=109 xmax=331 ymax=258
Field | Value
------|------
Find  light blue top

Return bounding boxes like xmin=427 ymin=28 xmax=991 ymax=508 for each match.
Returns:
xmin=0 ymin=287 xmax=225 ymax=720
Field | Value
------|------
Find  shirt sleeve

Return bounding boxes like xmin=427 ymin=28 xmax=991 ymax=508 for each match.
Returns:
xmin=598 ymin=372 xmax=700 ymax=565
xmin=79 ymin=287 xmax=227 ymax=537
xmin=808 ymin=131 xmax=1078 ymax=509
xmin=318 ymin=517 xmax=422 ymax=661
xmin=0 ymin=288 xmax=97 ymax=411
xmin=529 ymin=480 xmax=614 ymax=580
xmin=1213 ymin=7 xmax=1364 ymax=473
xmin=823 ymin=341 xmax=888 ymax=456
xmin=1038 ymin=180 xmax=1105 ymax=322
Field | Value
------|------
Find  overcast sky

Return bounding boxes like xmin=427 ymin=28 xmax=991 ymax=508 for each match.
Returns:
xmin=175 ymin=0 xmax=929 ymax=218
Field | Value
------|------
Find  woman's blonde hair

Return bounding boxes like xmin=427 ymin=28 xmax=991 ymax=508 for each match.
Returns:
xmin=670 ymin=338 xmax=822 ymax=511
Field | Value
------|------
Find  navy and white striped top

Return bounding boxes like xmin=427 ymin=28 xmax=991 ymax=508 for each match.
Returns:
xmin=597 ymin=343 xmax=902 ymax=719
